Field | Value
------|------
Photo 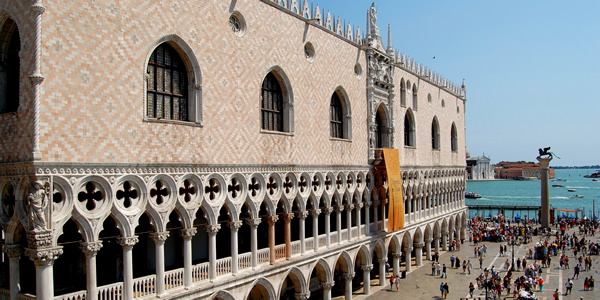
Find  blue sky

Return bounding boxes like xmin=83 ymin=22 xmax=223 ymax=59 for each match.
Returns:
xmin=315 ymin=0 xmax=600 ymax=166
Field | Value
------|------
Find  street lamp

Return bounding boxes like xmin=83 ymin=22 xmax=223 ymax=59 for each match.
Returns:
xmin=510 ymin=236 xmax=517 ymax=272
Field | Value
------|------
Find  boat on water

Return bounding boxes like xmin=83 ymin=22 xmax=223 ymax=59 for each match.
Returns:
xmin=552 ymin=184 xmax=564 ymax=188
xmin=568 ymin=189 xmax=576 ymax=192
xmin=584 ymin=172 xmax=600 ymax=178
xmin=593 ymin=179 xmax=598 ymax=182
xmin=555 ymin=178 xmax=567 ymax=182
xmin=569 ymin=195 xmax=584 ymax=199
xmin=465 ymin=192 xmax=482 ymax=199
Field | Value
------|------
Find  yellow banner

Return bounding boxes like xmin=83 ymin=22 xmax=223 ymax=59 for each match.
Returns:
xmin=383 ymin=148 xmax=404 ymax=231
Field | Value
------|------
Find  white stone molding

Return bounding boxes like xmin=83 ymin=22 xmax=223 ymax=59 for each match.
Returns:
xmin=25 ymin=247 xmax=63 ymax=266
xmin=117 ymin=236 xmax=138 ymax=250
xmin=80 ymin=241 xmax=103 ymax=257
xmin=150 ymin=231 xmax=170 ymax=244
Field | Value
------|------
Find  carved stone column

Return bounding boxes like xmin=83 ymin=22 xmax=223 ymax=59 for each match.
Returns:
xmin=361 ymin=264 xmax=373 ymax=295
xmin=378 ymin=258 xmax=387 ymax=286
xmin=229 ymin=221 xmax=242 ymax=275
xmin=425 ymin=238 xmax=433 ymax=261
xmin=324 ymin=207 xmax=333 ymax=247
xmin=355 ymin=202 xmax=363 ymax=237
xmin=343 ymin=272 xmax=354 ymax=300
xmin=414 ymin=242 xmax=424 ymax=266
xmin=321 ymin=281 xmax=335 ymax=300
xmin=25 ymin=246 xmax=62 ymax=300
xmin=117 ymin=236 xmax=138 ymax=300
xmin=179 ymin=228 xmax=197 ymax=287
xmin=434 ymin=233 xmax=440 ymax=254
xmin=283 ymin=213 xmax=294 ymax=259
xmin=30 ymin=0 xmax=46 ymax=160
xmin=204 ymin=225 xmax=219 ymax=282
xmin=150 ymin=232 xmax=169 ymax=296
xmin=345 ymin=203 xmax=354 ymax=242
xmin=441 ymin=230 xmax=448 ymax=251
xmin=3 ymin=244 xmax=21 ymax=300
xmin=392 ymin=252 xmax=402 ymax=277
xmin=335 ymin=205 xmax=344 ymax=244
xmin=373 ymin=200 xmax=380 ymax=231
xmin=80 ymin=242 xmax=103 ymax=300
xmin=404 ymin=246 xmax=413 ymax=273
xmin=296 ymin=211 xmax=308 ymax=255
xmin=310 ymin=208 xmax=320 ymax=251
xmin=247 ymin=218 xmax=261 ymax=269
xmin=266 ymin=215 xmax=279 ymax=264
xmin=364 ymin=201 xmax=371 ymax=235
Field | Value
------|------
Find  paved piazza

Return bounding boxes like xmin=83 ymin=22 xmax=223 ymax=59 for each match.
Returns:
xmin=334 ymin=225 xmax=599 ymax=300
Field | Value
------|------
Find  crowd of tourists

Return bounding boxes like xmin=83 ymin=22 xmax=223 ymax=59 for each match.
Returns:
xmin=465 ymin=215 xmax=598 ymax=299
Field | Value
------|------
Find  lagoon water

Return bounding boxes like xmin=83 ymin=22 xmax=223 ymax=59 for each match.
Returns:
xmin=465 ymin=168 xmax=600 ymax=219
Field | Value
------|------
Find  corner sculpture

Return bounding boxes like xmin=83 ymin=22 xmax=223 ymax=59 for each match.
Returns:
xmin=27 ymin=180 xmax=50 ymax=232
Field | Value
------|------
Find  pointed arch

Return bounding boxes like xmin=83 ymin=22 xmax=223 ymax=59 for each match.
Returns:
xmin=431 ymin=116 xmax=440 ymax=150
xmin=245 ymin=277 xmax=277 ymax=300
xmin=400 ymin=78 xmax=406 ymax=106
xmin=278 ymin=267 xmax=308 ymax=299
xmin=261 ymin=66 xmax=294 ymax=133
xmin=0 ymin=14 xmax=20 ymax=113
xmin=330 ymin=86 xmax=352 ymax=139
xmin=144 ymin=34 xmax=202 ymax=124
xmin=451 ymin=122 xmax=458 ymax=152
xmin=412 ymin=83 xmax=418 ymax=110
xmin=374 ymin=103 xmax=391 ymax=148
xmin=404 ymin=108 xmax=416 ymax=147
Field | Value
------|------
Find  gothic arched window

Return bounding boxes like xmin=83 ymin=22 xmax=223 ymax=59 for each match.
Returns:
xmin=330 ymin=92 xmax=343 ymax=138
xmin=451 ymin=123 xmax=458 ymax=152
xmin=0 ymin=19 xmax=20 ymax=114
xmin=261 ymin=72 xmax=283 ymax=131
xmin=432 ymin=117 xmax=440 ymax=150
xmin=146 ymin=43 xmax=189 ymax=121
xmin=404 ymin=110 xmax=415 ymax=147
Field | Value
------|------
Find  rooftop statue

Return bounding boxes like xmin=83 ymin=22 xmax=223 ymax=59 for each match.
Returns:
xmin=538 ymin=147 xmax=560 ymax=159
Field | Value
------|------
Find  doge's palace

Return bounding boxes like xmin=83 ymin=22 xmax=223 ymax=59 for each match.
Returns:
xmin=0 ymin=1 xmax=467 ymax=299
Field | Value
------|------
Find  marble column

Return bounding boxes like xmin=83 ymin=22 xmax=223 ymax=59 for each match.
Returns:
xmin=364 ymin=201 xmax=371 ymax=236
xmin=229 ymin=221 xmax=242 ymax=275
xmin=404 ymin=246 xmax=412 ymax=273
xmin=378 ymin=258 xmax=387 ymax=285
xmin=361 ymin=264 xmax=373 ymax=295
xmin=345 ymin=203 xmax=354 ymax=241
xmin=335 ymin=205 xmax=344 ymax=244
xmin=267 ymin=215 xmax=279 ymax=264
xmin=205 ymin=225 xmax=219 ymax=282
xmin=311 ymin=208 xmax=321 ymax=251
xmin=80 ymin=242 xmax=103 ymax=300
xmin=355 ymin=202 xmax=363 ymax=237
xmin=441 ymin=231 xmax=448 ymax=251
xmin=392 ymin=252 xmax=401 ymax=278
xmin=414 ymin=242 xmax=424 ymax=266
xmin=247 ymin=218 xmax=261 ymax=269
xmin=180 ymin=227 xmax=198 ymax=287
xmin=3 ymin=244 xmax=21 ymax=300
xmin=117 ymin=236 xmax=138 ymax=300
xmin=538 ymin=157 xmax=552 ymax=228
xmin=373 ymin=200 xmax=379 ymax=231
xmin=324 ymin=207 xmax=332 ymax=247
xmin=321 ymin=281 xmax=335 ymax=300
xmin=297 ymin=211 xmax=308 ymax=255
xmin=425 ymin=238 xmax=433 ymax=261
xmin=343 ymin=273 xmax=354 ymax=300
xmin=284 ymin=213 xmax=294 ymax=259
xmin=380 ymin=199 xmax=386 ymax=231
xmin=150 ymin=232 xmax=169 ymax=296
xmin=25 ymin=247 xmax=62 ymax=300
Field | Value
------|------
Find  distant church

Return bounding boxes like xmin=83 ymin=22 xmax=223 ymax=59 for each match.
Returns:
xmin=0 ymin=1 xmax=468 ymax=299
xmin=466 ymin=153 xmax=494 ymax=180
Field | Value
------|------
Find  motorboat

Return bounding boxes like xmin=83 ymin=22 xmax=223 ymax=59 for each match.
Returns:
xmin=465 ymin=192 xmax=482 ymax=199
xmin=569 ymin=195 xmax=584 ymax=199
xmin=552 ymin=184 xmax=564 ymax=188
xmin=568 ymin=189 xmax=576 ymax=192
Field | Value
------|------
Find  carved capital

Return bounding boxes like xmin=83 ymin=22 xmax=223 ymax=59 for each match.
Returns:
xmin=31 ymin=1 xmax=46 ymax=14
xmin=179 ymin=227 xmax=198 ymax=239
xmin=404 ymin=246 xmax=413 ymax=253
xmin=150 ymin=232 xmax=170 ymax=244
xmin=414 ymin=242 xmax=425 ymax=249
xmin=283 ymin=213 xmax=294 ymax=222
xmin=310 ymin=208 xmax=321 ymax=217
xmin=294 ymin=293 xmax=310 ymax=300
xmin=378 ymin=257 xmax=388 ymax=264
xmin=355 ymin=202 xmax=364 ymax=209
xmin=343 ymin=272 xmax=355 ymax=281
xmin=296 ymin=211 xmax=309 ymax=219
xmin=266 ymin=215 xmax=279 ymax=225
xmin=345 ymin=204 xmax=355 ymax=211
xmin=117 ymin=236 xmax=139 ymax=249
xmin=247 ymin=218 xmax=261 ymax=228
xmin=392 ymin=252 xmax=402 ymax=259
xmin=324 ymin=207 xmax=334 ymax=215
xmin=29 ymin=74 xmax=45 ymax=84
xmin=25 ymin=247 xmax=63 ymax=266
xmin=335 ymin=205 xmax=344 ymax=213
xmin=204 ymin=225 xmax=220 ymax=236
xmin=80 ymin=242 xmax=103 ymax=256
xmin=2 ymin=244 xmax=22 ymax=258
xmin=229 ymin=220 xmax=243 ymax=231
xmin=361 ymin=264 xmax=373 ymax=272
xmin=321 ymin=281 xmax=335 ymax=289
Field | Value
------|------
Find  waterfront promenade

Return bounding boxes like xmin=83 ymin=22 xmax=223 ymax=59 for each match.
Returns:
xmin=339 ymin=225 xmax=598 ymax=300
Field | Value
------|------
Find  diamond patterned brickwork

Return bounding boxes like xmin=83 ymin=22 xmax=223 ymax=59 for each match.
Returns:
xmin=5 ymin=0 xmax=369 ymax=166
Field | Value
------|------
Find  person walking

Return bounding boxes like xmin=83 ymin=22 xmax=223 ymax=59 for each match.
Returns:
xmin=437 ymin=262 xmax=441 ymax=276
xmin=479 ymin=256 xmax=483 ymax=269
xmin=389 ymin=274 xmax=394 ymax=291
xmin=553 ymin=288 xmax=559 ymax=300
xmin=469 ymin=282 xmax=475 ymax=298
xmin=462 ymin=260 xmax=467 ymax=274
xmin=440 ymin=282 xmax=445 ymax=298
xmin=395 ymin=275 xmax=400 ymax=292
xmin=574 ymin=263 xmax=580 ymax=279
xmin=443 ymin=282 xmax=449 ymax=299
xmin=467 ymin=260 xmax=472 ymax=275
xmin=566 ymin=277 xmax=573 ymax=295
xmin=441 ymin=263 xmax=447 ymax=278
xmin=431 ymin=261 xmax=436 ymax=276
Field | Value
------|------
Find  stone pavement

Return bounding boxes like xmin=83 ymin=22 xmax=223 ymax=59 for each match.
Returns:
xmin=348 ymin=226 xmax=599 ymax=300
